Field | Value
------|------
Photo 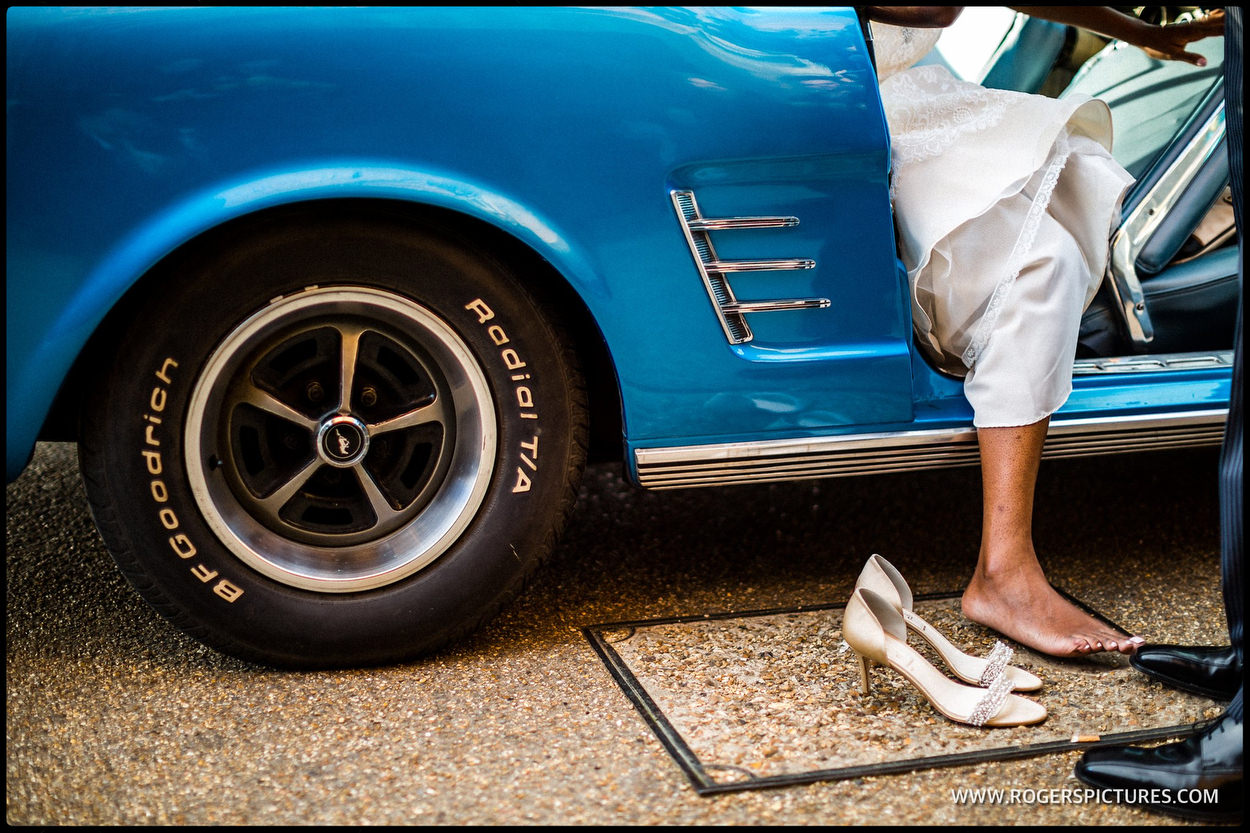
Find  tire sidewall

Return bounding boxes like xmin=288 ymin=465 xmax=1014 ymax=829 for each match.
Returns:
xmin=85 ymin=214 xmax=580 ymax=667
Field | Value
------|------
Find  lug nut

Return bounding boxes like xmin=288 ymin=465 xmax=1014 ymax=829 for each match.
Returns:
xmin=361 ymin=386 xmax=378 ymax=407
xmin=306 ymin=380 xmax=325 ymax=403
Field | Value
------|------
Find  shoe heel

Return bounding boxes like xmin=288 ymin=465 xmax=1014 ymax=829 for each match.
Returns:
xmin=855 ymin=652 xmax=872 ymax=695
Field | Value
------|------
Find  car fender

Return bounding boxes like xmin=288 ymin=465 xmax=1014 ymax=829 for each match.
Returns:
xmin=5 ymin=161 xmax=609 ymax=481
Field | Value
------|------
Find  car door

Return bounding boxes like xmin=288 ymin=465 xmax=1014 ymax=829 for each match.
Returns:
xmin=622 ymin=7 xmax=916 ymax=454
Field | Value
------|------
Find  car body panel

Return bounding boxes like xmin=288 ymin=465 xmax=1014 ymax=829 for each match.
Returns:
xmin=5 ymin=6 xmax=1234 ymax=485
xmin=7 ymin=6 xmax=920 ymax=480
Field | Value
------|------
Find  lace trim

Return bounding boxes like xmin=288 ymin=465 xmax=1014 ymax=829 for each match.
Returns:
xmin=883 ymin=66 xmax=1012 ymax=198
xmin=961 ymin=128 xmax=1074 ymax=368
xmin=874 ymin=25 xmax=940 ymax=82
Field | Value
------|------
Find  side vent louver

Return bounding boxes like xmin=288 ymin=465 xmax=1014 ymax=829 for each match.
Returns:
xmin=671 ymin=190 xmax=829 ymax=344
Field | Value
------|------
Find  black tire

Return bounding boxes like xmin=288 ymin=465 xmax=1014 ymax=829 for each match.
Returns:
xmin=80 ymin=210 xmax=588 ymax=668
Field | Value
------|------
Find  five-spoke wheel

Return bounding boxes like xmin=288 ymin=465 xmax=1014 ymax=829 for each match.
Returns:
xmin=81 ymin=211 xmax=586 ymax=667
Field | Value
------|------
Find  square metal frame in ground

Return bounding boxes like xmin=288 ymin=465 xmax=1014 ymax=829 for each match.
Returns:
xmin=583 ymin=593 xmax=1205 ymax=796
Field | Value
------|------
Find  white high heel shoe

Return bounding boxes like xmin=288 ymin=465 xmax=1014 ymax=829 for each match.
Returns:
xmin=855 ymin=554 xmax=1043 ymax=692
xmin=842 ymin=587 xmax=1047 ymax=728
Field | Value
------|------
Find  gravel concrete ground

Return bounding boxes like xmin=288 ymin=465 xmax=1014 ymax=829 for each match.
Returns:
xmin=6 ymin=440 xmax=1236 ymax=825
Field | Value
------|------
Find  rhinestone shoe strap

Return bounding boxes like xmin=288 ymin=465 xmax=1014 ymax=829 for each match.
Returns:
xmin=968 ymin=670 xmax=1013 ymax=727
xmin=978 ymin=641 xmax=1014 ymax=687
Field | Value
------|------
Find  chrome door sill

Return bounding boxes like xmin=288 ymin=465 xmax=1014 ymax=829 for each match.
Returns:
xmin=1073 ymin=350 xmax=1233 ymax=374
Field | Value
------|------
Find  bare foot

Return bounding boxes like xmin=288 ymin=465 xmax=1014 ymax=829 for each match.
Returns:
xmin=961 ymin=559 xmax=1143 ymax=658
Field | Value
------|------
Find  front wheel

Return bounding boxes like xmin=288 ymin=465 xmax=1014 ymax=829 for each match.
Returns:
xmin=80 ymin=212 xmax=587 ymax=667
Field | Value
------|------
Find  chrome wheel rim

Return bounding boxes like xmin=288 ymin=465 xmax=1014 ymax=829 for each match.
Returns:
xmin=186 ymin=287 xmax=496 ymax=592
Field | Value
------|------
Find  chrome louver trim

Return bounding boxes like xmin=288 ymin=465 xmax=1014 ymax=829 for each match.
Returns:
xmin=634 ymin=409 xmax=1227 ymax=489
xmin=671 ymin=189 xmax=829 ymax=344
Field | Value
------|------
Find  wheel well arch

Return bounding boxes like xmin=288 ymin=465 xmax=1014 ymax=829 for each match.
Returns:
xmin=44 ymin=198 xmax=625 ymax=464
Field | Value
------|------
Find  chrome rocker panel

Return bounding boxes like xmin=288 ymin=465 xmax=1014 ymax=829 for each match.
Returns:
xmin=635 ymin=408 xmax=1227 ymax=490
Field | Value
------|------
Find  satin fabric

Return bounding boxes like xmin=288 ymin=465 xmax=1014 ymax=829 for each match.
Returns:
xmin=873 ymin=22 xmax=1134 ymax=426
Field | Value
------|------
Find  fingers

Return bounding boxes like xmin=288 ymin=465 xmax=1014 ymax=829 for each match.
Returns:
xmin=1178 ymin=49 xmax=1209 ymax=67
xmin=1174 ymin=10 xmax=1225 ymax=37
xmin=1147 ymin=45 xmax=1208 ymax=66
xmin=1173 ymin=17 xmax=1225 ymax=45
xmin=1152 ymin=14 xmax=1224 ymax=66
xmin=1193 ymin=15 xmax=1227 ymax=37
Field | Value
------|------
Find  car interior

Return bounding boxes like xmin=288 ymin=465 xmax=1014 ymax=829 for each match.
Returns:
xmin=1062 ymin=22 xmax=1237 ymax=359
xmin=906 ymin=8 xmax=1238 ymax=363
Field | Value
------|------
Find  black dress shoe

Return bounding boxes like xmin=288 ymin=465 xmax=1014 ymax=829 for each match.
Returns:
xmin=1130 ymin=644 xmax=1241 ymax=700
xmin=1074 ymin=710 xmax=1243 ymax=822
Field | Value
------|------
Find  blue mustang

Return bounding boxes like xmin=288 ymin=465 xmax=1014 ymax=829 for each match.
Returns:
xmin=6 ymin=7 xmax=1235 ymax=667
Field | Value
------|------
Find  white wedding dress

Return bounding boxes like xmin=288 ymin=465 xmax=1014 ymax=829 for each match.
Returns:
xmin=874 ymin=23 xmax=1135 ymax=427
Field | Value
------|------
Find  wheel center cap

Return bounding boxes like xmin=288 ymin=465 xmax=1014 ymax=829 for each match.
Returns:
xmin=317 ymin=415 xmax=369 ymax=467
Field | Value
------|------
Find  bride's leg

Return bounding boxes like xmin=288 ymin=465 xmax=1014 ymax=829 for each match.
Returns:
xmin=917 ymin=142 xmax=1139 ymax=657
xmin=961 ymin=420 xmax=1142 ymax=657
xmin=950 ymin=200 xmax=1144 ymax=657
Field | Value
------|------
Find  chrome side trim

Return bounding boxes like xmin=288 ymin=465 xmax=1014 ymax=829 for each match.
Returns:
xmin=634 ymin=409 xmax=1227 ymax=489
xmin=1106 ymin=100 xmax=1226 ymax=349
xmin=671 ymin=189 xmax=829 ymax=345
xmin=705 ymin=258 xmax=816 ymax=273
xmin=687 ymin=217 xmax=799 ymax=231
xmin=725 ymin=299 xmax=831 ymax=314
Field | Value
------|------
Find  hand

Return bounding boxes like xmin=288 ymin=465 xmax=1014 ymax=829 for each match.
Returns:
xmin=861 ymin=7 xmax=962 ymax=29
xmin=1138 ymin=10 xmax=1225 ymax=66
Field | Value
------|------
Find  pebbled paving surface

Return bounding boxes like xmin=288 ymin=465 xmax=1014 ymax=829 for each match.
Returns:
xmin=6 ymin=441 xmax=1235 ymax=825
xmin=593 ymin=596 xmax=1222 ymax=792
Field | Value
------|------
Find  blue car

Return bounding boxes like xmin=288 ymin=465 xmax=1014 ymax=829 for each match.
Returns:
xmin=6 ymin=7 xmax=1236 ymax=667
